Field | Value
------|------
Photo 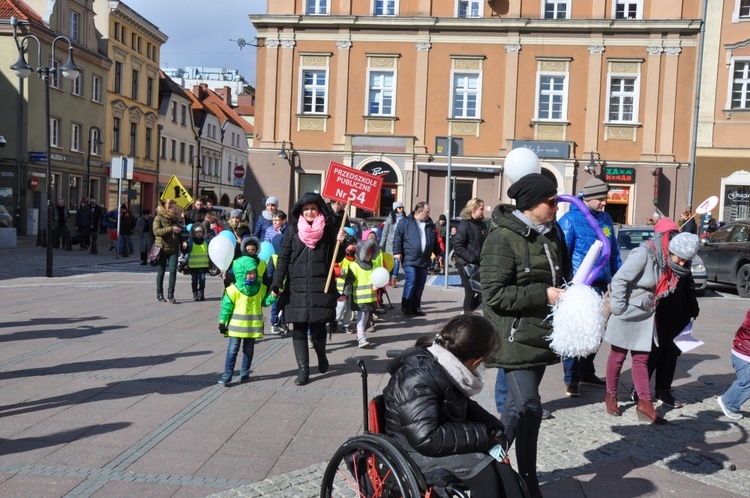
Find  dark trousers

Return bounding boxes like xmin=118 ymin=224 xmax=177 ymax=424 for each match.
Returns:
xmin=456 ymin=262 xmax=481 ymax=312
xmin=156 ymin=252 xmax=178 ymax=294
xmin=648 ymin=339 xmax=681 ymax=392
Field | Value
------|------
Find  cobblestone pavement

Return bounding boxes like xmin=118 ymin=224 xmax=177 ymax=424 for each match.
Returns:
xmin=0 ymin=235 xmax=748 ymax=497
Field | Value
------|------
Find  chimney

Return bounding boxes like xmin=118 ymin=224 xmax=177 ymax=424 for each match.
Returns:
xmin=221 ymin=86 xmax=232 ymax=106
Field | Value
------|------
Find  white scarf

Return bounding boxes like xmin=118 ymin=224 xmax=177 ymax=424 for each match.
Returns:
xmin=427 ymin=343 xmax=484 ymax=397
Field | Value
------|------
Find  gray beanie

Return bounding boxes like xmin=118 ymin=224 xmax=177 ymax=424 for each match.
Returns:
xmin=668 ymin=232 xmax=700 ymax=260
xmin=582 ymin=178 xmax=609 ymax=200
xmin=266 ymin=196 xmax=278 ymax=207
xmin=230 ymin=209 xmax=243 ymax=219
xmin=393 ymin=201 xmax=404 ymax=210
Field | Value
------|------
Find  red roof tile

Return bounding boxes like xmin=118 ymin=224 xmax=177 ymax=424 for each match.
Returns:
xmin=0 ymin=0 xmax=44 ymax=25
xmin=195 ymin=85 xmax=254 ymax=134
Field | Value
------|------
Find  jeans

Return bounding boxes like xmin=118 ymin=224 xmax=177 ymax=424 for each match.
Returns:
xmin=722 ymin=354 xmax=750 ymax=412
xmin=494 ymin=368 xmax=508 ymax=414
xmin=156 ymin=252 xmax=178 ymax=294
xmin=562 ymin=353 xmax=597 ymax=385
xmin=223 ymin=337 xmax=256 ymax=377
xmin=501 ymin=366 xmax=546 ymax=482
xmin=190 ymin=270 xmax=206 ymax=292
xmin=391 ymin=258 xmax=400 ymax=278
xmin=401 ymin=265 xmax=427 ymax=312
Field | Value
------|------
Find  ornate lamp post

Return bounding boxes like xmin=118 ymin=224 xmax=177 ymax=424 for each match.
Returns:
xmin=11 ymin=31 xmax=81 ymax=277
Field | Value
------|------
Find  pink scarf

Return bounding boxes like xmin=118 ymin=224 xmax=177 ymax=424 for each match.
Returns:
xmin=298 ymin=213 xmax=326 ymax=249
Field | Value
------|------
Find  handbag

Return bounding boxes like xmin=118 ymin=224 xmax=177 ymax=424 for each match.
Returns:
xmin=148 ymin=244 xmax=162 ymax=265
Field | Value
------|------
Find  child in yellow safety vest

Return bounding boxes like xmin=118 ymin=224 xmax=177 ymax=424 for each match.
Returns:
xmin=217 ymin=256 xmax=276 ymax=385
xmin=333 ymin=238 xmax=358 ymax=335
xmin=341 ymin=238 xmax=380 ymax=348
xmin=183 ymin=225 xmax=210 ymax=301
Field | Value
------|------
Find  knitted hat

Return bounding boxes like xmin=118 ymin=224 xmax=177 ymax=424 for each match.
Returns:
xmin=438 ymin=214 xmax=447 ymax=221
xmin=230 ymin=209 xmax=243 ymax=219
xmin=507 ymin=173 xmax=558 ymax=212
xmin=362 ymin=229 xmax=375 ymax=241
xmin=393 ymin=201 xmax=404 ymax=210
xmin=266 ymin=196 xmax=278 ymax=207
xmin=143 ymin=209 xmax=151 ymax=215
xmin=582 ymin=178 xmax=609 ymax=200
xmin=668 ymin=232 xmax=700 ymax=260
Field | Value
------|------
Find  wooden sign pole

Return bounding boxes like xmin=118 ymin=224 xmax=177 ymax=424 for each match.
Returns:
xmin=324 ymin=200 xmax=352 ymax=293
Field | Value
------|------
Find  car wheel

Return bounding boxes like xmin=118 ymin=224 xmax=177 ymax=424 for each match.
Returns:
xmin=736 ymin=264 xmax=750 ymax=298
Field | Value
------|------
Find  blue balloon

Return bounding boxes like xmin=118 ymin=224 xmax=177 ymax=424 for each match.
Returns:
xmin=258 ymin=241 xmax=274 ymax=262
xmin=219 ymin=230 xmax=237 ymax=243
xmin=186 ymin=224 xmax=193 ymax=233
xmin=343 ymin=227 xmax=355 ymax=236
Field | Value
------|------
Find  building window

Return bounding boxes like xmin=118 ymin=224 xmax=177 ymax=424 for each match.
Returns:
xmin=129 ymin=123 xmax=137 ymax=156
xmin=90 ymin=128 xmax=101 ymax=155
xmin=730 ymin=59 xmax=750 ymax=109
xmin=146 ymin=77 xmax=154 ymax=107
xmin=307 ymin=0 xmax=329 ymax=15
xmin=120 ymin=24 xmax=126 ymax=42
xmin=189 ymin=144 xmax=195 ymax=164
xmin=171 ymin=101 xmax=178 ymax=122
xmin=451 ymin=73 xmax=481 ymax=118
xmin=170 ymin=139 xmax=177 ymax=160
xmin=92 ymin=75 xmax=102 ymax=102
xmin=607 ymin=76 xmax=639 ymax=122
xmin=179 ymin=142 xmax=186 ymax=163
xmin=536 ymin=74 xmax=568 ymax=121
xmin=137 ymin=37 xmax=142 ymax=54
xmin=131 ymin=70 xmax=139 ymax=100
xmin=131 ymin=33 xmax=136 ymax=50
xmin=741 ymin=0 xmax=750 ymax=17
xmin=147 ymin=42 xmax=152 ymax=60
xmin=544 ymin=0 xmax=570 ymax=19
xmin=614 ymin=0 xmax=643 ymax=19
xmin=50 ymin=118 xmax=60 ymax=147
xmin=113 ymin=117 xmax=121 ymax=152
xmin=71 ymin=123 xmax=82 ymax=151
xmin=373 ymin=0 xmax=397 ymax=15
xmin=145 ymin=127 xmax=152 ymax=159
xmin=69 ymin=11 xmax=80 ymax=41
xmin=181 ymin=104 xmax=187 ymax=126
xmin=457 ymin=0 xmax=482 ymax=18
xmin=114 ymin=61 xmax=122 ymax=94
xmin=72 ymin=73 xmax=82 ymax=96
xmin=160 ymin=136 xmax=167 ymax=159
xmin=300 ymin=69 xmax=328 ymax=114
xmin=114 ymin=22 xmax=120 ymax=41
xmin=49 ymin=58 xmax=61 ymax=89
xmin=367 ymin=71 xmax=395 ymax=116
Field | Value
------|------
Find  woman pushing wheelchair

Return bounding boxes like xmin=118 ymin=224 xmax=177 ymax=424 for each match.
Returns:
xmin=382 ymin=314 xmax=527 ymax=497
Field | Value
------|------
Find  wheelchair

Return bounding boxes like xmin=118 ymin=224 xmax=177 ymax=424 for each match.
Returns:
xmin=321 ymin=360 xmax=520 ymax=498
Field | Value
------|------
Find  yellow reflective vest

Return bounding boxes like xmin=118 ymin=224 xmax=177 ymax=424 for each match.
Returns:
xmin=225 ymin=284 xmax=265 ymax=339
xmin=349 ymin=263 xmax=376 ymax=305
xmin=189 ymin=241 xmax=209 ymax=269
xmin=336 ymin=257 xmax=354 ymax=293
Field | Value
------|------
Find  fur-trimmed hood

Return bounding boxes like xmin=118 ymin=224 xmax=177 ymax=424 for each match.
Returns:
xmin=290 ymin=192 xmax=331 ymax=223
xmin=355 ymin=239 xmax=380 ymax=270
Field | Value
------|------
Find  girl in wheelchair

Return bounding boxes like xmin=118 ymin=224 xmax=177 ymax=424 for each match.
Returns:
xmin=383 ymin=313 xmax=526 ymax=497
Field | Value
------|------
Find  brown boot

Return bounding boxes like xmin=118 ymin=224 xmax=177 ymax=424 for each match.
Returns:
xmin=390 ymin=276 xmax=397 ymax=288
xmin=605 ymin=392 xmax=621 ymax=417
xmin=636 ymin=399 xmax=667 ymax=425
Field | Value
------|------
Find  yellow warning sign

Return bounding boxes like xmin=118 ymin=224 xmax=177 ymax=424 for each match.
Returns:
xmin=160 ymin=175 xmax=194 ymax=210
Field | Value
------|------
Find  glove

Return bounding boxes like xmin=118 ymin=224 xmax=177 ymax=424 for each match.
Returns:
xmin=218 ymin=323 xmax=227 ymax=335
xmin=489 ymin=444 xmax=507 ymax=462
xmin=333 ymin=263 xmax=342 ymax=277
xmin=489 ymin=426 xmax=509 ymax=462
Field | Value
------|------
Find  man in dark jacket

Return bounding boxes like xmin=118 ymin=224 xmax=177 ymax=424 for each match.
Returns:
xmin=393 ymin=201 xmax=441 ymax=316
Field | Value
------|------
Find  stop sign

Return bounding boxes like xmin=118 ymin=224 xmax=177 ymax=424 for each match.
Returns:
xmin=30 ymin=177 xmax=39 ymax=189
xmin=234 ymin=165 xmax=245 ymax=179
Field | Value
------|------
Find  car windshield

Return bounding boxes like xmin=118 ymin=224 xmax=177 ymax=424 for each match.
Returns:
xmin=618 ymin=229 xmax=654 ymax=251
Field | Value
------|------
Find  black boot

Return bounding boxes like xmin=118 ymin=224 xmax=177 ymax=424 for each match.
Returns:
xmin=292 ymin=338 xmax=310 ymax=385
xmin=167 ymin=291 xmax=176 ymax=304
xmin=312 ymin=336 xmax=329 ymax=374
xmin=193 ymin=291 xmax=200 ymax=301
xmin=157 ymin=292 xmax=166 ymax=302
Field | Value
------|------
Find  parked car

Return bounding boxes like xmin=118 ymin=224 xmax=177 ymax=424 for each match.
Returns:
xmin=697 ymin=219 xmax=750 ymax=297
xmin=615 ymin=225 xmax=707 ymax=296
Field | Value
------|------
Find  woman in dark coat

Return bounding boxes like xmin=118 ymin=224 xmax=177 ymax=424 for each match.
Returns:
xmin=452 ymin=198 xmax=486 ymax=313
xmin=271 ymin=192 xmax=344 ymax=385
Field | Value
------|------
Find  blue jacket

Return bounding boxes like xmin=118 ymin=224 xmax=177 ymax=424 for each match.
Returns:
xmin=393 ymin=214 xmax=441 ymax=268
xmin=558 ymin=203 xmax=621 ymax=291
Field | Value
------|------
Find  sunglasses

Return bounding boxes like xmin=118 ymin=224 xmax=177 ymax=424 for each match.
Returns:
xmin=396 ymin=206 xmax=404 ymax=210
xmin=542 ymin=197 xmax=559 ymax=208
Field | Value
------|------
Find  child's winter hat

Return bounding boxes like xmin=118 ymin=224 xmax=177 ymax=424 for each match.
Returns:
xmin=230 ymin=209 xmax=243 ymax=219
xmin=362 ymin=229 xmax=375 ymax=241
xmin=668 ymin=232 xmax=700 ymax=260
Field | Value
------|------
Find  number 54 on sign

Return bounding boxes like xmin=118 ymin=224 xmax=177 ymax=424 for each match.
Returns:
xmin=321 ymin=162 xmax=383 ymax=212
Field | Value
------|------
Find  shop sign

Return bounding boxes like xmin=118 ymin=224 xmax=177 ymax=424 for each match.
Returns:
xmin=723 ymin=185 xmax=750 ymax=221
xmin=604 ymin=167 xmax=636 ymax=183
xmin=608 ymin=186 xmax=630 ymax=204
xmin=512 ymin=140 xmax=570 ymax=159
xmin=361 ymin=162 xmax=398 ymax=183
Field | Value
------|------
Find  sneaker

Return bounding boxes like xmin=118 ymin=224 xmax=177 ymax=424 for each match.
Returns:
xmin=656 ymin=391 xmax=684 ymax=409
xmin=218 ymin=374 xmax=232 ymax=386
xmin=717 ymin=396 xmax=743 ymax=420
xmin=357 ymin=337 xmax=371 ymax=348
xmin=239 ymin=375 xmax=250 ymax=383
xmin=541 ymin=408 xmax=552 ymax=420
xmin=579 ymin=376 xmax=607 ymax=387
xmin=565 ymin=383 xmax=580 ymax=397
xmin=343 ymin=327 xmax=354 ymax=334
xmin=268 ymin=325 xmax=280 ymax=335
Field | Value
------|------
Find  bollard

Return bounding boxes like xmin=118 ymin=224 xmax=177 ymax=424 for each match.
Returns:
xmin=41 ymin=229 xmax=47 ymax=248
xmin=90 ymin=232 xmax=98 ymax=254
xmin=36 ymin=229 xmax=43 ymax=246
xmin=121 ymin=237 xmax=129 ymax=257
xmin=65 ymin=231 xmax=72 ymax=251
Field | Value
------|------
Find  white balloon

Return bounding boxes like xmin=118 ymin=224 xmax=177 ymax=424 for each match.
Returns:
xmin=208 ymin=235 xmax=235 ymax=272
xmin=504 ymin=148 xmax=542 ymax=183
xmin=371 ymin=267 xmax=390 ymax=288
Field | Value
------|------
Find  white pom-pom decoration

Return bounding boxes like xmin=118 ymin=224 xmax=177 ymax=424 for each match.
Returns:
xmin=549 ymin=284 xmax=605 ymax=358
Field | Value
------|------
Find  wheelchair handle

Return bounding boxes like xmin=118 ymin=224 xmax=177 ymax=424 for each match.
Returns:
xmin=358 ymin=360 xmax=369 ymax=432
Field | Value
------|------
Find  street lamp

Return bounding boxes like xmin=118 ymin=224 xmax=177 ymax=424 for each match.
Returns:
xmin=86 ymin=126 xmax=103 ymax=198
xmin=191 ymin=155 xmax=202 ymax=198
xmin=11 ymin=31 xmax=81 ymax=277
xmin=279 ymin=141 xmax=296 ymax=209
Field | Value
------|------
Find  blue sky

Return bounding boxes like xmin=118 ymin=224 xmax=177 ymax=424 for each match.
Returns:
xmin=125 ymin=0 xmax=266 ymax=86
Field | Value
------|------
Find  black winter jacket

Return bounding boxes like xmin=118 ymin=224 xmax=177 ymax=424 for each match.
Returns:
xmin=383 ymin=348 xmax=501 ymax=459
xmin=393 ymin=214 xmax=441 ymax=268
xmin=271 ymin=192 xmax=341 ymax=324
xmin=452 ymin=218 xmax=486 ymax=266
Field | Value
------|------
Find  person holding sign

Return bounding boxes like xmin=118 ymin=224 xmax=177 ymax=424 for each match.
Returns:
xmin=271 ymin=193 xmax=345 ymax=386
xmin=153 ymin=199 xmax=184 ymax=304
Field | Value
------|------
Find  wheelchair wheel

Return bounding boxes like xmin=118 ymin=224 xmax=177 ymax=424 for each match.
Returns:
xmin=320 ymin=433 xmax=423 ymax=498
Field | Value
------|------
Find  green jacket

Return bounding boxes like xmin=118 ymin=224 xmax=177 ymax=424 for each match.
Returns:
xmin=480 ymin=205 xmax=569 ymax=369
xmin=152 ymin=205 xmax=181 ymax=255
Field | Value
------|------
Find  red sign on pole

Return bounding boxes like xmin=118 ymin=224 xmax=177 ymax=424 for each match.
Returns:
xmin=322 ymin=162 xmax=384 ymax=212
xmin=30 ymin=177 xmax=39 ymax=189
xmin=234 ymin=165 xmax=245 ymax=178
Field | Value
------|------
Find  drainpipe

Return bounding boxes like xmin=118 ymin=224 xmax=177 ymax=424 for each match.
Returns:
xmin=687 ymin=0 xmax=709 ymax=210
